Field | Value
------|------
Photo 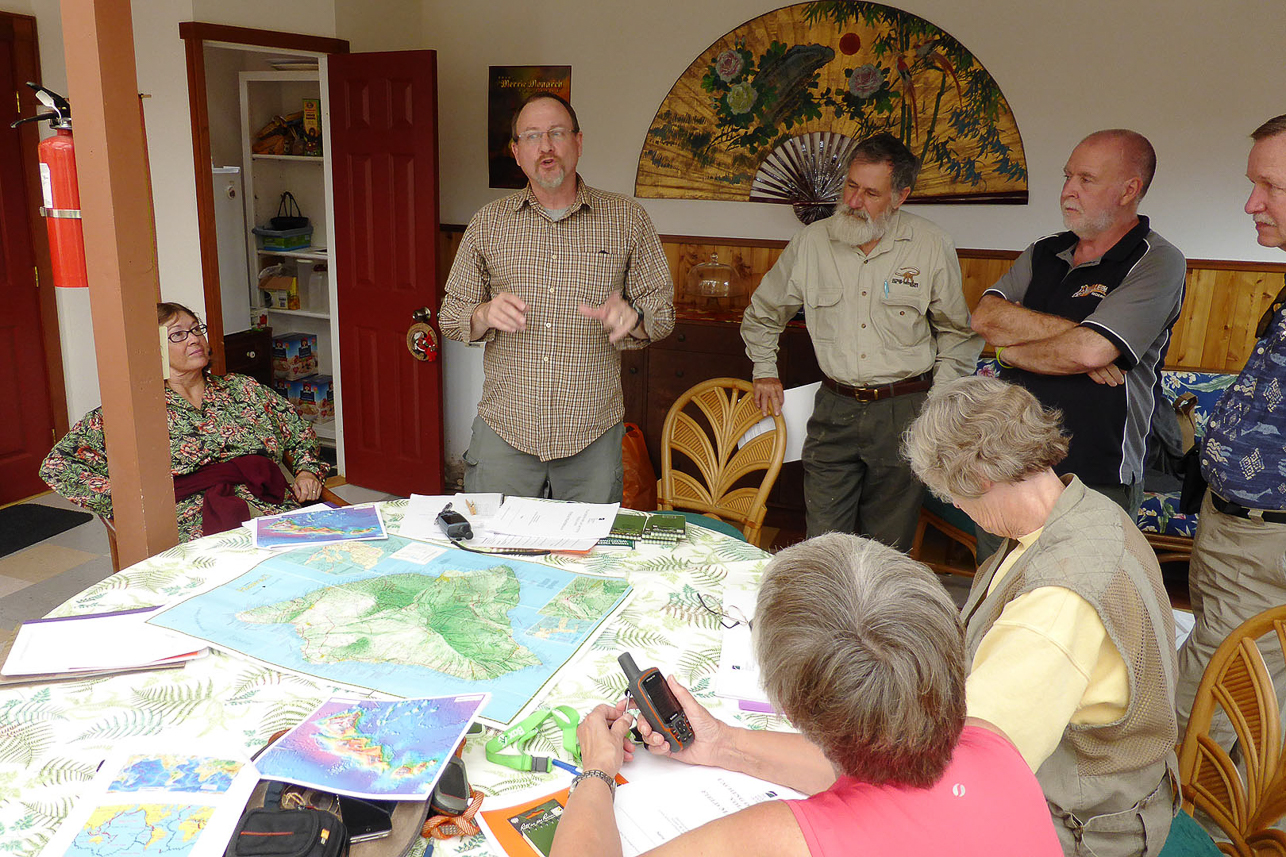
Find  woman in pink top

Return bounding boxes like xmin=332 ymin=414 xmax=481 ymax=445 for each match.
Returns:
xmin=550 ymin=534 xmax=1061 ymax=857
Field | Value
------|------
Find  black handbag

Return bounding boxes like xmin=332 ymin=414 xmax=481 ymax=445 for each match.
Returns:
xmin=225 ymin=807 xmax=349 ymax=857
xmin=270 ymin=192 xmax=310 ymax=230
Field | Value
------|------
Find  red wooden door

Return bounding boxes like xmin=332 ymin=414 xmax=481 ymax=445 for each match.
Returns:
xmin=328 ymin=50 xmax=443 ymax=496
xmin=0 ymin=23 xmax=57 ymax=504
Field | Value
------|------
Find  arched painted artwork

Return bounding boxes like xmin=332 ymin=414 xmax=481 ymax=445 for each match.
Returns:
xmin=635 ymin=1 xmax=1027 ymax=219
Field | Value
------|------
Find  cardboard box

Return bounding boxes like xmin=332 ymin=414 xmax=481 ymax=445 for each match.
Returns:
xmin=297 ymin=374 xmax=334 ymax=422
xmin=272 ymin=332 xmax=318 ymax=380
xmin=301 ymin=98 xmax=322 ymax=156
xmin=260 ymin=275 xmax=299 ymax=310
xmin=272 ymin=376 xmax=305 ymax=410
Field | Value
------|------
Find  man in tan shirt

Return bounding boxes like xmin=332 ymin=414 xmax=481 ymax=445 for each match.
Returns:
xmin=741 ymin=134 xmax=980 ymax=547
xmin=441 ymin=93 xmax=674 ymax=502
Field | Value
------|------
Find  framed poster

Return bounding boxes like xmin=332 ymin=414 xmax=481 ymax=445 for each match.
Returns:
xmin=489 ymin=66 xmax=572 ymax=189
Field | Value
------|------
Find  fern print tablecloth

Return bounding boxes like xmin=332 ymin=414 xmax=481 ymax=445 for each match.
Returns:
xmin=0 ymin=501 xmax=777 ymax=856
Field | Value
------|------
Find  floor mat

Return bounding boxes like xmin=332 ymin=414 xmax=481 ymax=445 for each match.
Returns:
xmin=0 ymin=504 xmax=93 ymax=558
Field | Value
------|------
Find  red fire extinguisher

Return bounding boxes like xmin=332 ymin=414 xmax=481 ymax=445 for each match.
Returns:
xmin=11 ymin=83 xmax=88 ymax=289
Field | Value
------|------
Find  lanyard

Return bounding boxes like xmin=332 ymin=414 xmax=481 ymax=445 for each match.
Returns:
xmin=485 ymin=706 xmax=580 ymax=773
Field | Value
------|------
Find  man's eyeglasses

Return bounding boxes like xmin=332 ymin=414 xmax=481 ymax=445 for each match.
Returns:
xmin=696 ymin=593 xmax=752 ymax=630
xmin=514 ymin=127 xmax=573 ymax=148
xmin=167 ymin=323 xmax=208 ymax=343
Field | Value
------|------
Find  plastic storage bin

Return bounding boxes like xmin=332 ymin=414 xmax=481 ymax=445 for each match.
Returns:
xmin=253 ymin=225 xmax=313 ymax=251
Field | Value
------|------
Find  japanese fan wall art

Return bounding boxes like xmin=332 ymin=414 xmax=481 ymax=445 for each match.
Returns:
xmin=635 ymin=1 xmax=1027 ymax=219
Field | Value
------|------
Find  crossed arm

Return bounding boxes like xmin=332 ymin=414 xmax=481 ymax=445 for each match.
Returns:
xmin=971 ymin=294 xmax=1125 ymax=385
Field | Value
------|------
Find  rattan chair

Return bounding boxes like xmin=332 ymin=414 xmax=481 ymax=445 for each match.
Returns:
xmin=1177 ymin=604 xmax=1286 ymax=856
xmin=657 ymin=378 xmax=786 ymax=548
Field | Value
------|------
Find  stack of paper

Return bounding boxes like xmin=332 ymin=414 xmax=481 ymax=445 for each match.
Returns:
xmin=403 ymin=495 xmax=618 ymax=552
xmin=1 ymin=607 xmax=207 ymax=684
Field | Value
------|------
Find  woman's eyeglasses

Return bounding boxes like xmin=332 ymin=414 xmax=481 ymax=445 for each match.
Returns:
xmin=167 ymin=323 xmax=208 ymax=343
xmin=696 ymin=592 xmax=752 ymax=630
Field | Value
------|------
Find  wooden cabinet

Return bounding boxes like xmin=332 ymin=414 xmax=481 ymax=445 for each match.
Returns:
xmin=623 ymin=317 xmax=822 ymax=534
xmin=222 ymin=328 xmax=272 ymax=386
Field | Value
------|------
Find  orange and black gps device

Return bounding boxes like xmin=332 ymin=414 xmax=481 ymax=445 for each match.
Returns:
xmin=618 ymin=651 xmax=695 ymax=751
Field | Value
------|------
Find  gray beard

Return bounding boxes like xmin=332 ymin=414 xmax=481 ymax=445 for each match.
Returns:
xmin=534 ymin=167 xmax=568 ymax=191
xmin=827 ymin=202 xmax=889 ymax=247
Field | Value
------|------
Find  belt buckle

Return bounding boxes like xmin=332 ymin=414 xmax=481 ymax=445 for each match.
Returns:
xmin=853 ymin=387 xmax=878 ymax=403
xmin=1248 ymin=507 xmax=1265 ymax=521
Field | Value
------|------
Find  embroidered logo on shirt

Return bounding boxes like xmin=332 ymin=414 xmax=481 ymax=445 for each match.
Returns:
xmin=889 ymin=266 xmax=921 ymax=288
xmin=1072 ymin=282 xmax=1109 ymax=299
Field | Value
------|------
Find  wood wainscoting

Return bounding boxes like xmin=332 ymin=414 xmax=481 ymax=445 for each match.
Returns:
xmin=439 ymin=225 xmax=1286 ymax=373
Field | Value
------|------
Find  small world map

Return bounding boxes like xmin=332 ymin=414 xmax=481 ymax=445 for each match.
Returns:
xmin=149 ymin=536 xmax=633 ymax=723
xmin=108 ymin=755 xmax=241 ymax=795
xmin=65 ymin=804 xmax=212 ymax=857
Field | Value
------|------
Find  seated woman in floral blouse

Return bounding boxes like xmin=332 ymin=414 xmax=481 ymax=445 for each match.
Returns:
xmin=40 ymin=302 xmax=329 ymax=542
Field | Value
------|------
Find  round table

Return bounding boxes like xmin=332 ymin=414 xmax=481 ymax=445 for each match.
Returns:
xmin=0 ymin=500 xmax=778 ymax=856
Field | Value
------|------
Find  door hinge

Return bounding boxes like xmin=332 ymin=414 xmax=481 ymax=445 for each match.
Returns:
xmin=15 ymin=91 xmax=20 ymax=115
xmin=33 ymin=266 xmax=39 ymax=289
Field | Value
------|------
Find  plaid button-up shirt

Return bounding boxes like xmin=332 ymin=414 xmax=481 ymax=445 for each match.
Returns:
xmin=441 ymin=180 xmax=674 ymax=460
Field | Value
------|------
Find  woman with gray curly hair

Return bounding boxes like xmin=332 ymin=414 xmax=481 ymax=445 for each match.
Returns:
xmin=549 ymin=533 xmax=1059 ymax=857
xmin=904 ymin=375 xmax=1179 ymax=857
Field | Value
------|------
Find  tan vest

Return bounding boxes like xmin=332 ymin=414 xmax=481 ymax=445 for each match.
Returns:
xmin=963 ymin=477 xmax=1178 ymax=855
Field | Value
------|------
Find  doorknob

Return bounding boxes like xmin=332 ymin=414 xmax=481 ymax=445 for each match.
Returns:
xmin=412 ymin=306 xmax=433 ymax=324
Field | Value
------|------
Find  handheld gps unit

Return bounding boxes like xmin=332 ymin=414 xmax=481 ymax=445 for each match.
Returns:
xmin=618 ymin=651 xmax=695 ymax=751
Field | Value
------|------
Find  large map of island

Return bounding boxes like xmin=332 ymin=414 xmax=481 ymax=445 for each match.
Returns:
xmin=64 ymin=804 xmax=212 ymax=857
xmin=148 ymin=536 xmax=632 ymax=723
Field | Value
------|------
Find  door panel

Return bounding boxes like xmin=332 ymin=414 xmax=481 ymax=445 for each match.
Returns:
xmin=329 ymin=49 xmax=442 ymax=496
xmin=0 ymin=30 xmax=57 ymax=503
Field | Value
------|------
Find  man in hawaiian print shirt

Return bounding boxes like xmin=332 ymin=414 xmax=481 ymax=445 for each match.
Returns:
xmin=1174 ymin=114 xmax=1286 ymax=748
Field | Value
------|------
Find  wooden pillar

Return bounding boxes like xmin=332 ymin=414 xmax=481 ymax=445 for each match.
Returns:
xmin=61 ymin=0 xmax=179 ymax=562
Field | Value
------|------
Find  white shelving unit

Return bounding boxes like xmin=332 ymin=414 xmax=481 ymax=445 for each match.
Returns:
xmin=239 ymin=70 xmax=342 ymax=456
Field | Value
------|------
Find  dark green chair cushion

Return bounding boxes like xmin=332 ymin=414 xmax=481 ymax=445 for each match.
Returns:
xmin=673 ymin=511 xmax=748 ymax=542
xmin=923 ymin=493 xmax=976 ymax=537
xmin=1158 ymin=810 xmax=1222 ymax=857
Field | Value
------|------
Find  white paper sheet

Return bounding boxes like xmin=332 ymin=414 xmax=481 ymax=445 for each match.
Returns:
xmin=614 ymin=764 xmax=803 ymax=855
xmin=3 ymin=607 xmax=206 ymax=675
xmin=737 ymin=381 xmax=819 ymax=463
xmin=403 ymin=494 xmax=614 ymax=551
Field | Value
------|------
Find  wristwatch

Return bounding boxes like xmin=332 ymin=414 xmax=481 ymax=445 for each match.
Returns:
xmin=568 ymin=769 xmax=616 ymax=800
xmin=622 ymin=295 xmax=642 ymax=329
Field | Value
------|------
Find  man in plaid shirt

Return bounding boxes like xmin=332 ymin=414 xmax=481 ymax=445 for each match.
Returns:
xmin=441 ymin=93 xmax=674 ymax=502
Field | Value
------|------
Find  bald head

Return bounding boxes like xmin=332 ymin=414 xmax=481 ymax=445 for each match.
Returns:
xmin=1081 ymin=129 xmax=1157 ymax=200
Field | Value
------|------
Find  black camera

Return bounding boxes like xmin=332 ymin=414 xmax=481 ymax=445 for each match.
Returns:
xmin=437 ymin=503 xmax=473 ymax=540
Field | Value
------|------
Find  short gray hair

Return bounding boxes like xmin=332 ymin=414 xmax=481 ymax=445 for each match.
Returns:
xmin=754 ymin=533 xmax=965 ymax=788
xmin=1082 ymin=129 xmax=1157 ymax=199
xmin=903 ymin=375 xmax=1069 ymax=501
xmin=847 ymin=132 xmax=921 ymax=194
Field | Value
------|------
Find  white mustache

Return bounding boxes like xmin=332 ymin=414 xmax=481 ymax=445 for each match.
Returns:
xmin=1254 ymin=214 xmax=1278 ymax=226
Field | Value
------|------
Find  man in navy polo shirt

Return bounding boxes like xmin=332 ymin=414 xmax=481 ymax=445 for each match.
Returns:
xmin=1175 ymin=114 xmax=1286 ymax=748
xmin=970 ymin=129 xmax=1187 ymax=560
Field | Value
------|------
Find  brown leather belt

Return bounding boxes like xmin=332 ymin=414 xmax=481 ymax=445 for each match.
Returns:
xmin=821 ymin=371 xmax=933 ymax=403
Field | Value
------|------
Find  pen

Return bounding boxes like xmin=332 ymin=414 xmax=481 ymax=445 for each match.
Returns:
xmin=883 ymin=278 xmax=890 ymax=297
xmin=550 ymin=759 xmax=581 ymax=776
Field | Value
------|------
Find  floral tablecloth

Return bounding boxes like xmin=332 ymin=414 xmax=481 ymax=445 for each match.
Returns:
xmin=0 ymin=501 xmax=776 ymax=856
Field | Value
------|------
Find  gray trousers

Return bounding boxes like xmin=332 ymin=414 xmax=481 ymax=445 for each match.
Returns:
xmin=974 ymin=478 xmax=1145 ymax=567
xmin=801 ymin=385 xmax=926 ymax=550
xmin=1175 ymin=492 xmax=1286 ymax=746
xmin=463 ymin=416 xmax=624 ymax=504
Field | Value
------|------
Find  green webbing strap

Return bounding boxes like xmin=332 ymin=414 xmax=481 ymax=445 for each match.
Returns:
xmin=485 ymin=706 xmax=580 ymax=772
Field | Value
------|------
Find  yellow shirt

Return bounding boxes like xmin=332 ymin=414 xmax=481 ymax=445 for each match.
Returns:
xmin=964 ymin=527 xmax=1130 ymax=771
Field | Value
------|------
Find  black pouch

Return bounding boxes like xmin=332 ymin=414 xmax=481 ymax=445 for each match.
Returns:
xmin=270 ymin=192 xmax=309 ymax=230
xmin=225 ymin=807 xmax=349 ymax=857
xmin=1179 ymin=446 xmax=1208 ymax=515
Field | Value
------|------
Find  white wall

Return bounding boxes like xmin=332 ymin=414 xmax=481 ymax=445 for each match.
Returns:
xmin=11 ymin=0 xmax=1286 ymax=466
xmin=423 ymin=0 xmax=1286 ymax=466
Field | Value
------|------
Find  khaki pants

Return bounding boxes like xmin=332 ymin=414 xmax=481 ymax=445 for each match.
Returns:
xmin=1175 ymin=492 xmax=1286 ymax=746
xmin=800 ymin=385 xmax=926 ymax=550
xmin=463 ymin=416 xmax=624 ymax=504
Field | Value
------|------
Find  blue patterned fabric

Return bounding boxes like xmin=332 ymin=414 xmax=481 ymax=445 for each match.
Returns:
xmin=975 ymin=359 xmax=1234 ymax=538
xmin=1201 ymin=308 xmax=1286 ymax=509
